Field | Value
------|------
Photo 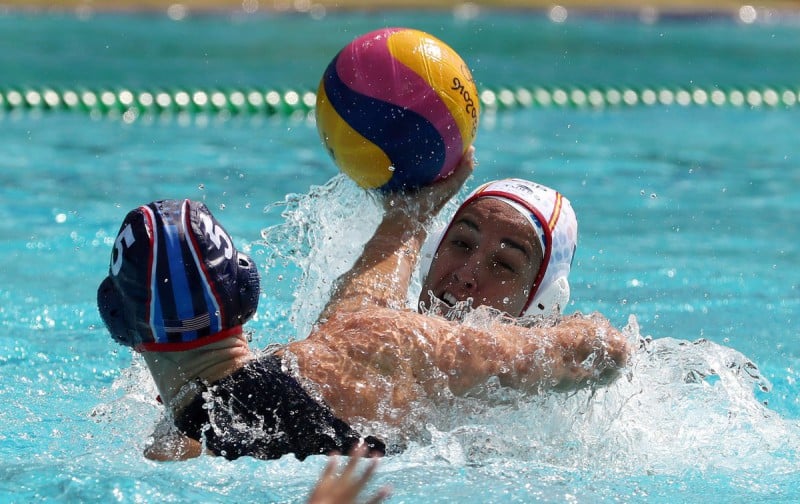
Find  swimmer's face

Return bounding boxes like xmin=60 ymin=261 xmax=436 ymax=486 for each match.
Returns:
xmin=419 ymin=198 xmax=543 ymax=316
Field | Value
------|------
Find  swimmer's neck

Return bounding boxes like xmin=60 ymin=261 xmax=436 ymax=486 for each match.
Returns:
xmin=141 ymin=333 xmax=253 ymax=412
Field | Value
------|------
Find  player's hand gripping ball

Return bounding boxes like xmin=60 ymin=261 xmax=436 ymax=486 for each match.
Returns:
xmin=316 ymin=27 xmax=480 ymax=192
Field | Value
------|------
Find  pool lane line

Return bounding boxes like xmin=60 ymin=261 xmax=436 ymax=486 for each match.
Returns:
xmin=1 ymin=86 xmax=798 ymax=118
xmin=0 ymin=87 xmax=318 ymax=119
xmin=480 ymin=85 xmax=800 ymax=109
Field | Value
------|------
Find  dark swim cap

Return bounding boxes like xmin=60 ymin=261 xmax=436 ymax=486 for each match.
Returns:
xmin=97 ymin=199 xmax=260 ymax=352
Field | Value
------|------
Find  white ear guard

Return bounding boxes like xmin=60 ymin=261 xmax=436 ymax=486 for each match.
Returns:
xmin=524 ymin=275 xmax=570 ymax=316
xmin=418 ymin=220 xmax=445 ymax=287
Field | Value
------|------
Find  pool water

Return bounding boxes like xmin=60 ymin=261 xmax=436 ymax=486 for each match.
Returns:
xmin=1 ymin=8 xmax=799 ymax=503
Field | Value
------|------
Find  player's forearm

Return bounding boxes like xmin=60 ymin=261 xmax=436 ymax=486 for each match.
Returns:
xmin=318 ymin=148 xmax=474 ymax=321
xmin=440 ymin=314 xmax=630 ymax=395
xmin=319 ymin=215 xmax=426 ymax=319
xmin=434 ymin=323 xmax=547 ymax=395
xmin=508 ymin=315 xmax=631 ymax=390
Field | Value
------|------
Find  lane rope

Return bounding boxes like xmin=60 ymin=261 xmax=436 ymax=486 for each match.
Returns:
xmin=1 ymin=85 xmax=798 ymax=119
xmin=480 ymin=85 xmax=799 ymax=109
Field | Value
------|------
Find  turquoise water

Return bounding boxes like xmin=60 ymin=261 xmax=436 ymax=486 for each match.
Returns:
xmin=2 ymin=8 xmax=799 ymax=503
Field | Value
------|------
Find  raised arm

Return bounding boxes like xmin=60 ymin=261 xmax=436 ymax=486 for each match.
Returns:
xmin=317 ymin=147 xmax=475 ymax=320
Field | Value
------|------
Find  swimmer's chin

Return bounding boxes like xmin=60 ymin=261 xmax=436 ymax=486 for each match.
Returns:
xmin=423 ymin=295 xmax=533 ymax=327
xmin=422 ymin=295 xmax=475 ymax=322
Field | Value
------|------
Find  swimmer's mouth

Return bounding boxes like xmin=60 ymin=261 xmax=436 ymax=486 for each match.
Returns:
xmin=441 ymin=292 xmax=458 ymax=307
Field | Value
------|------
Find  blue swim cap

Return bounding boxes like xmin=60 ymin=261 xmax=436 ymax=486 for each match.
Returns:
xmin=97 ymin=199 xmax=260 ymax=352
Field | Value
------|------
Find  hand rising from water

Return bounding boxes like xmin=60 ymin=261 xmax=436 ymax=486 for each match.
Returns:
xmin=307 ymin=444 xmax=391 ymax=504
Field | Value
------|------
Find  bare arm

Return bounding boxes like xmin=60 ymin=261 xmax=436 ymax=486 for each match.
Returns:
xmin=307 ymin=444 xmax=390 ymax=504
xmin=317 ymin=147 xmax=475 ymax=320
xmin=427 ymin=312 xmax=630 ymax=395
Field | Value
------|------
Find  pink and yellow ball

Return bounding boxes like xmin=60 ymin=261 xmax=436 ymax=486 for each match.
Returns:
xmin=316 ymin=27 xmax=480 ymax=192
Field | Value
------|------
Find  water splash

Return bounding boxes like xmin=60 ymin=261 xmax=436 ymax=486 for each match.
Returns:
xmin=258 ymin=175 xmax=382 ymax=340
xmin=252 ymin=175 xmax=799 ymax=482
xmin=406 ymin=315 xmax=799 ymax=477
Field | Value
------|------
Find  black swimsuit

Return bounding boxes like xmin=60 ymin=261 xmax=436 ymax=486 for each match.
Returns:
xmin=173 ymin=353 xmax=385 ymax=461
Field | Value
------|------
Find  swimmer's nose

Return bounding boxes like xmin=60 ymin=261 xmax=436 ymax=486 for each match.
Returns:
xmin=453 ymin=264 xmax=477 ymax=291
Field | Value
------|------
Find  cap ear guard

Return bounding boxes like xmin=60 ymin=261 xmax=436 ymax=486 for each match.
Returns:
xmin=97 ymin=204 xmax=157 ymax=349
xmin=235 ymin=253 xmax=260 ymax=325
xmin=418 ymin=220 xmax=447 ymax=286
xmin=97 ymin=275 xmax=135 ymax=347
xmin=523 ymin=276 xmax=570 ymax=316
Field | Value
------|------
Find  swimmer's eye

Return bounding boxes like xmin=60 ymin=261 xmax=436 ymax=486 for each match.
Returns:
xmin=450 ymin=239 xmax=471 ymax=251
xmin=492 ymin=259 xmax=516 ymax=273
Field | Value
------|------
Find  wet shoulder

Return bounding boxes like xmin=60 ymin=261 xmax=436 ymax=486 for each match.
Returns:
xmin=318 ymin=306 xmax=436 ymax=336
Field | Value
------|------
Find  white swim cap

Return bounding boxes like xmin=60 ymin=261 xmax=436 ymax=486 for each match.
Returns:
xmin=419 ymin=178 xmax=577 ymax=316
